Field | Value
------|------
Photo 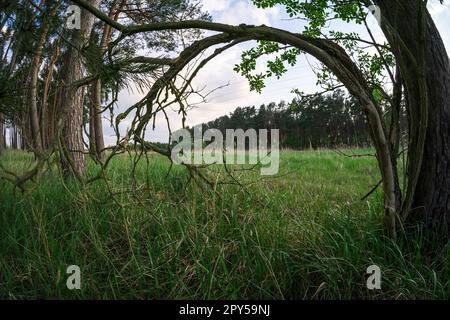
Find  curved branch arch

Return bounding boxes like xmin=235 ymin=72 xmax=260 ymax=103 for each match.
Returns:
xmin=71 ymin=0 xmax=400 ymax=238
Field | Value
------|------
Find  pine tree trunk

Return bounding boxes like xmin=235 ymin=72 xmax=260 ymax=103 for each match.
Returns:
xmin=42 ymin=38 xmax=61 ymax=150
xmin=89 ymin=1 xmax=119 ymax=159
xmin=60 ymin=0 xmax=101 ymax=178
xmin=29 ymin=19 xmax=50 ymax=154
xmin=411 ymin=18 xmax=450 ymax=237
xmin=376 ymin=0 xmax=450 ymax=239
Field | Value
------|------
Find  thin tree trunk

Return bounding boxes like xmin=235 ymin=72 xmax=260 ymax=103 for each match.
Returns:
xmin=91 ymin=78 xmax=105 ymax=158
xmin=41 ymin=38 xmax=61 ymax=149
xmin=8 ymin=36 xmax=20 ymax=76
xmin=89 ymin=103 xmax=96 ymax=154
xmin=29 ymin=28 xmax=47 ymax=153
xmin=90 ymin=1 xmax=120 ymax=159
xmin=0 ymin=112 xmax=4 ymax=155
xmin=20 ymin=127 xmax=25 ymax=150
xmin=29 ymin=5 xmax=58 ymax=153
xmin=49 ymin=86 xmax=60 ymax=146
xmin=11 ymin=124 xmax=16 ymax=150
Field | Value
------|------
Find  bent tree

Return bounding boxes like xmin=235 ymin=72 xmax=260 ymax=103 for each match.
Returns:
xmin=73 ymin=0 xmax=449 ymax=243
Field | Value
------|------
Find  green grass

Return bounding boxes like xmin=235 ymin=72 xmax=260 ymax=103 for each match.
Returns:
xmin=0 ymin=149 xmax=448 ymax=299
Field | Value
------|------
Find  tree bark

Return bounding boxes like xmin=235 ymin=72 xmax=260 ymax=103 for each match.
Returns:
xmin=0 ymin=112 xmax=5 ymax=155
xmin=42 ymin=38 xmax=61 ymax=150
xmin=89 ymin=102 xmax=96 ymax=155
xmin=29 ymin=14 xmax=52 ymax=154
xmin=90 ymin=1 xmax=119 ymax=159
xmin=8 ymin=35 xmax=20 ymax=76
xmin=49 ymin=86 xmax=61 ymax=147
xmin=90 ymin=78 xmax=105 ymax=160
xmin=60 ymin=0 xmax=101 ymax=178
xmin=11 ymin=124 xmax=16 ymax=150
xmin=376 ymin=0 xmax=450 ymax=239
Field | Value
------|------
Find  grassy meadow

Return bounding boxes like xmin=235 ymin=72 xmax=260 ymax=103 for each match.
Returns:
xmin=0 ymin=149 xmax=448 ymax=299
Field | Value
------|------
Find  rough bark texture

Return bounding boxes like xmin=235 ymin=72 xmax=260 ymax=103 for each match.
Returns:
xmin=376 ymin=0 xmax=450 ymax=239
xmin=412 ymin=16 xmax=450 ymax=237
xmin=60 ymin=0 xmax=101 ymax=178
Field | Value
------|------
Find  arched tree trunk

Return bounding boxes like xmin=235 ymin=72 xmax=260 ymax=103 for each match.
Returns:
xmin=70 ymin=0 xmax=450 ymax=241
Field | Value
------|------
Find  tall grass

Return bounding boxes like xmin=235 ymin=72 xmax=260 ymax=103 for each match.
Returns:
xmin=0 ymin=149 xmax=448 ymax=299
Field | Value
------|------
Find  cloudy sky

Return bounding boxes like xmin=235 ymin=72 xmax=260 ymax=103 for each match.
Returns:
xmin=105 ymin=0 xmax=450 ymax=145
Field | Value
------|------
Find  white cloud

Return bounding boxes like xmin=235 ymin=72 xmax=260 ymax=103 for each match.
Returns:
xmin=202 ymin=0 xmax=231 ymax=14
xmin=428 ymin=0 xmax=450 ymax=16
xmin=213 ymin=0 xmax=281 ymax=26
xmin=428 ymin=0 xmax=450 ymax=52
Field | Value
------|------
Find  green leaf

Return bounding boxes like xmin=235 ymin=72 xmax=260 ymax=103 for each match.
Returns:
xmin=372 ymin=88 xmax=383 ymax=104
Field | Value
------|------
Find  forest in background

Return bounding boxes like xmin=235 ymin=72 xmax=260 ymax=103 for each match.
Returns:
xmin=199 ymin=91 xmax=374 ymax=150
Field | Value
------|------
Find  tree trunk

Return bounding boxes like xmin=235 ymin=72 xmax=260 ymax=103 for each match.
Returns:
xmin=91 ymin=78 xmax=105 ymax=159
xmin=376 ymin=0 xmax=450 ymax=239
xmin=11 ymin=124 xmax=16 ymax=150
xmin=89 ymin=102 xmax=97 ymax=155
xmin=411 ymin=15 xmax=450 ymax=238
xmin=42 ymin=38 xmax=61 ymax=150
xmin=29 ymin=17 xmax=51 ymax=154
xmin=60 ymin=0 xmax=101 ymax=178
xmin=0 ymin=112 xmax=4 ymax=155
xmin=89 ymin=1 xmax=119 ymax=159
xmin=49 ymin=86 xmax=60 ymax=147
xmin=8 ymin=35 xmax=20 ymax=76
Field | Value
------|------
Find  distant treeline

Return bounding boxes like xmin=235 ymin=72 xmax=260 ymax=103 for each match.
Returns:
xmin=199 ymin=90 xmax=372 ymax=150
